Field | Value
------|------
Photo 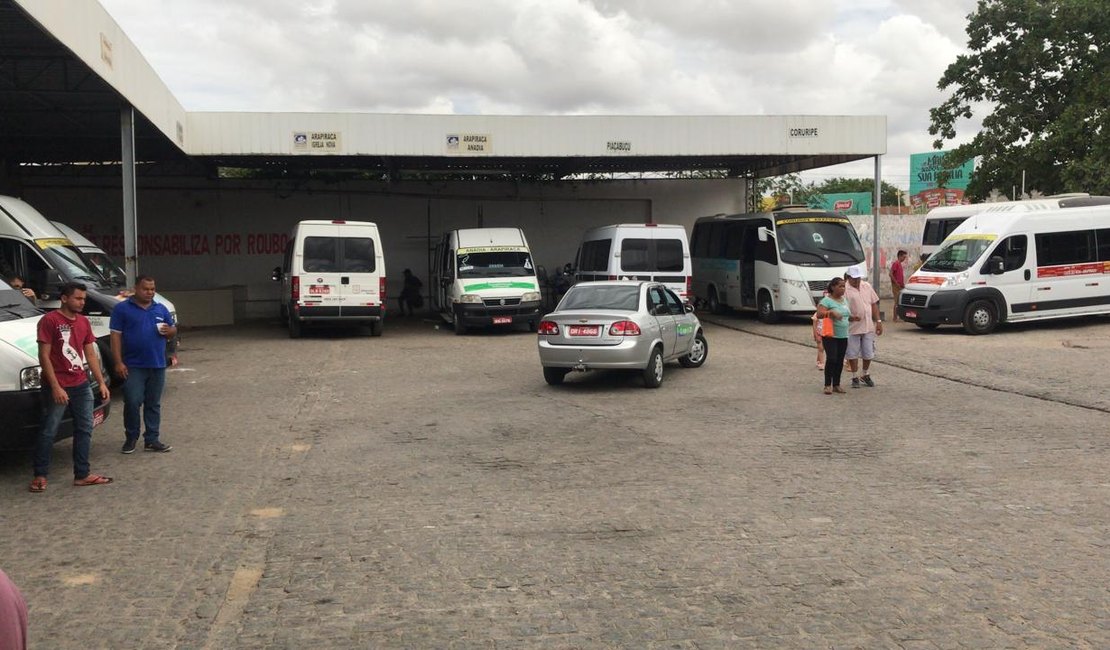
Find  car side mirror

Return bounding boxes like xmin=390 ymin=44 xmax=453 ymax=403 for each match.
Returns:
xmin=271 ymin=266 xmax=282 ymax=282
xmin=988 ymin=256 xmax=1005 ymax=275
xmin=34 ymin=268 xmax=66 ymax=300
xmin=684 ymin=303 xmax=695 ymax=313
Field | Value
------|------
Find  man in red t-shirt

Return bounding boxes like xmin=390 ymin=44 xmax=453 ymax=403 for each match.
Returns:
xmin=889 ymin=249 xmax=908 ymax=322
xmin=29 ymin=282 xmax=112 ymax=492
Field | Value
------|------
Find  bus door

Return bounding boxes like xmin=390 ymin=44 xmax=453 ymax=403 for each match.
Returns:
xmin=740 ymin=226 xmax=758 ymax=308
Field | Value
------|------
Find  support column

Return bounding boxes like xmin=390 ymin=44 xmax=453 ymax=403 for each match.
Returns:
xmin=872 ymin=155 xmax=882 ymax=287
xmin=121 ymin=105 xmax=138 ymax=286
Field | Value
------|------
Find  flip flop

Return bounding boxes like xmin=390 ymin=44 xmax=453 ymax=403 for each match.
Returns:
xmin=73 ymin=474 xmax=113 ymax=487
xmin=29 ymin=477 xmax=47 ymax=493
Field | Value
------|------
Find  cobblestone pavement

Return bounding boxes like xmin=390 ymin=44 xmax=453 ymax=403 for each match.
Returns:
xmin=1 ymin=315 xmax=1107 ymax=649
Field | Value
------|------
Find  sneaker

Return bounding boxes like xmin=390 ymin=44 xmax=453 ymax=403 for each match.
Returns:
xmin=121 ymin=439 xmax=137 ymax=454
xmin=850 ymin=377 xmax=861 ymax=389
xmin=144 ymin=441 xmax=173 ymax=453
xmin=861 ymin=375 xmax=875 ymax=387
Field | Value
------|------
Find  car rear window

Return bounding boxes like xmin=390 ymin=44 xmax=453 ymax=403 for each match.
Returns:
xmin=560 ymin=285 xmax=640 ymax=311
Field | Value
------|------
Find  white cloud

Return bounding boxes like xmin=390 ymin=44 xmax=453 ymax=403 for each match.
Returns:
xmin=98 ymin=0 xmax=983 ymax=188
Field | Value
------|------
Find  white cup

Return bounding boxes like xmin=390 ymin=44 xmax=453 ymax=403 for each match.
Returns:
xmin=157 ymin=322 xmax=169 ymax=335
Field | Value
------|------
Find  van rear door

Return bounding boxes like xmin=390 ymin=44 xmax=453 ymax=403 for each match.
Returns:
xmin=299 ymin=224 xmax=344 ymax=317
xmin=336 ymin=226 xmax=381 ymax=317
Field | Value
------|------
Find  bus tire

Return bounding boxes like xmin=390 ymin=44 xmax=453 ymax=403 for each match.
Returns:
xmin=708 ymin=288 xmax=725 ymax=315
xmin=962 ymin=299 xmax=998 ymax=335
xmin=454 ymin=317 xmax=467 ymax=335
xmin=757 ymin=291 xmax=780 ymax=324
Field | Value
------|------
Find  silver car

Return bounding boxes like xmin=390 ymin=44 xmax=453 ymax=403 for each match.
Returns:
xmin=536 ymin=281 xmax=708 ymax=388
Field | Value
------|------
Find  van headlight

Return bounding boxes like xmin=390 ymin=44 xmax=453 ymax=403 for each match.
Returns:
xmin=522 ymin=291 xmax=541 ymax=302
xmin=945 ymin=271 xmax=970 ymax=287
xmin=21 ymin=366 xmax=41 ymax=390
xmin=459 ymin=294 xmax=483 ymax=304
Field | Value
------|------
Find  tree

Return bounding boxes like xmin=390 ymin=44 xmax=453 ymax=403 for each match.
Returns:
xmin=810 ymin=177 xmax=901 ymax=207
xmin=929 ymin=0 xmax=1110 ymax=199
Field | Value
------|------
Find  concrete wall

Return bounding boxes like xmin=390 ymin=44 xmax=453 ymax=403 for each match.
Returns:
xmin=849 ymin=213 xmax=927 ymax=297
xmin=18 ymin=177 xmax=746 ymax=321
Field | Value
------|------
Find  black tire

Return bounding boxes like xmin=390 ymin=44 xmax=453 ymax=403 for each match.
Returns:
xmin=962 ymin=299 xmax=998 ymax=335
xmin=527 ymin=320 xmax=537 ymax=333
xmin=642 ymin=346 xmax=664 ymax=388
xmin=757 ymin=290 xmax=780 ymax=323
xmin=453 ymin=317 xmax=467 ymax=335
xmin=679 ymin=332 xmax=709 ymax=368
xmin=914 ymin=323 xmax=940 ymax=330
xmin=369 ymin=320 xmax=384 ymax=337
xmin=543 ymin=367 xmax=568 ymax=385
xmin=288 ymin=313 xmax=302 ymax=339
xmin=708 ymin=288 xmax=725 ymax=315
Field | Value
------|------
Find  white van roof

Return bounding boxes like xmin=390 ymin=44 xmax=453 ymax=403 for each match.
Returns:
xmin=50 ymin=221 xmax=96 ymax=249
xmin=456 ymin=228 xmax=526 ymax=248
xmin=0 ymin=195 xmax=71 ymax=241
xmin=949 ymin=203 xmax=1110 ymax=238
xmin=295 ymin=220 xmax=378 ymax=228
xmin=582 ymin=223 xmax=687 ymax=236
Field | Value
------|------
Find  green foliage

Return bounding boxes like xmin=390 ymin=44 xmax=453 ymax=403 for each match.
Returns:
xmin=810 ymin=177 xmax=902 ymax=206
xmin=929 ymin=0 xmax=1110 ymax=198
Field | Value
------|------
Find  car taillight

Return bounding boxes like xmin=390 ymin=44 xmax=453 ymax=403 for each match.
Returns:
xmin=537 ymin=320 xmax=560 ymax=335
xmin=380 ymin=276 xmax=387 ymax=309
xmin=291 ymin=276 xmax=300 ymax=301
xmin=609 ymin=320 xmax=641 ymax=336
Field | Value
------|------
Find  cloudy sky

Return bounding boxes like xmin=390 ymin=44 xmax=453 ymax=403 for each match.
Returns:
xmin=98 ymin=0 xmax=981 ymax=191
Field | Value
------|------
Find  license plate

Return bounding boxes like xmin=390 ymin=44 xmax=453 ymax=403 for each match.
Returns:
xmin=93 ymin=407 xmax=106 ymax=427
xmin=568 ymin=325 xmax=599 ymax=336
xmin=492 ymin=316 xmax=512 ymax=325
xmin=309 ymin=285 xmax=330 ymax=294
xmin=904 ymin=310 xmax=917 ymax=319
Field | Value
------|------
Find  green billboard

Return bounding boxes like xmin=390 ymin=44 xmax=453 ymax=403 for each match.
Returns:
xmin=808 ymin=192 xmax=872 ymax=215
xmin=909 ymin=151 xmax=974 ymax=196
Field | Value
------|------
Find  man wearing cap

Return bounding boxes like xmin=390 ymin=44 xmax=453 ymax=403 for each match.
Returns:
xmin=844 ymin=264 xmax=882 ymax=387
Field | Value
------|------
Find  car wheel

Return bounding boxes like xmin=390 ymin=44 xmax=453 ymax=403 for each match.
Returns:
xmin=642 ymin=346 xmax=664 ymax=388
xmin=679 ymin=332 xmax=708 ymax=368
xmin=288 ymin=313 xmax=302 ymax=339
xmin=543 ymin=367 xmax=568 ymax=385
xmin=757 ymin=290 xmax=780 ymax=323
xmin=453 ymin=316 xmax=467 ymax=335
xmin=708 ymin=288 xmax=724 ymax=315
xmin=914 ymin=323 xmax=939 ymax=330
xmin=369 ymin=320 xmax=384 ymax=337
xmin=962 ymin=299 xmax=998 ymax=335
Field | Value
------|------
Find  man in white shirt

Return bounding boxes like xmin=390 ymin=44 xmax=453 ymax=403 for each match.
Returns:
xmin=844 ymin=264 xmax=883 ymax=387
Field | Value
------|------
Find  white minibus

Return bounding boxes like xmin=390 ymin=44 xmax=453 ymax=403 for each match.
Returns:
xmin=691 ymin=208 xmax=866 ymax=322
xmin=573 ymin=223 xmax=692 ymax=302
xmin=899 ymin=204 xmax=1110 ymax=334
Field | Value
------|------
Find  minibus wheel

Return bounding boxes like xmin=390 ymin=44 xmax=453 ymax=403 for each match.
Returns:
xmin=757 ymin=291 xmax=780 ymax=324
xmin=708 ymin=288 xmax=724 ymax=315
xmin=454 ymin=317 xmax=467 ymax=335
xmin=962 ymin=299 xmax=998 ymax=335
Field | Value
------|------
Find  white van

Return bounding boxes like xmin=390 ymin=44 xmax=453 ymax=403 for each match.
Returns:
xmin=921 ymin=195 xmax=1110 ymax=261
xmin=49 ymin=220 xmax=179 ymax=328
xmin=573 ymin=223 xmax=692 ymax=302
xmin=0 ymin=195 xmax=129 ymax=376
xmin=691 ymin=207 xmax=866 ymax=322
xmin=272 ymin=220 xmax=386 ymax=338
xmin=898 ymin=204 xmax=1110 ymax=334
xmin=431 ymin=227 xmax=542 ymax=335
xmin=0 ymin=279 xmax=110 ymax=451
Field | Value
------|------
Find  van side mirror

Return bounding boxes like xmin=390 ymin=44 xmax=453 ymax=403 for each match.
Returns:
xmin=34 ymin=268 xmax=66 ymax=300
xmin=988 ymin=256 xmax=1005 ymax=275
xmin=271 ymin=266 xmax=282 ymax=282
xmin=757 ymin=227 xmax=771 ymax=242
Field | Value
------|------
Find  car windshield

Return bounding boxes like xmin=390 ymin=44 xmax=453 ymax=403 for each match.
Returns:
xmin=38 ymin=242 xmax=109 ymax=287
xmin=559 ymin=285 xmax=640 ymax=311
xmin=922 ymin=237 xmax=995 ymax=272
xmin=776 ymin=220 xmax=865 ymax=265
xmin=457 ymin=251 xmax=534 ymax=278
xmin=0 ymin=283 xmax=41 ymax=322
xmin=84 ymin=250 xmax=128 ymax=287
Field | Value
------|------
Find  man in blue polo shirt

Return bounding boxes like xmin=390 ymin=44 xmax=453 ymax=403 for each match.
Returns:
xmin=110 ymin=275 xmax=176 ymax=454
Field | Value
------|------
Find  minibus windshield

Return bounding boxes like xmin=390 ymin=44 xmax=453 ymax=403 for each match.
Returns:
xmin=921 ymin=237 xmax=995 ymax=273
xmin=776 ymin=220 xmax=865 ymax=266
xmin=457 ymin=251 xmax=534 ymax=278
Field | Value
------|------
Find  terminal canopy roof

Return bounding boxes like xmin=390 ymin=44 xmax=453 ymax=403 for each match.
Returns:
xmin=1 ymin=0 xmax=885 ymax=179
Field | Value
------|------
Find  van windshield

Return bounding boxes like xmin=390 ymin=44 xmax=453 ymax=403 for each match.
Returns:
xmin=38 ymin=242 xmax=109 ymax=288
xmin=83 ymin=250 xmax=128 ymax=288
xmin=457 ymin=251 xmax=534 ymax=278
xmin=922 ymin=237 xmax=995 ymax=272
xmin=776 ymin=220 xmax=865 ymax=266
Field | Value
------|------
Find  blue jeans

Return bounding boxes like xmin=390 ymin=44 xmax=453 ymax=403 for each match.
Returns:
xmin=122 ymin=367 xmax=166 ymax=444
xmin=33 ymin=382 xmax=94 ymax=479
